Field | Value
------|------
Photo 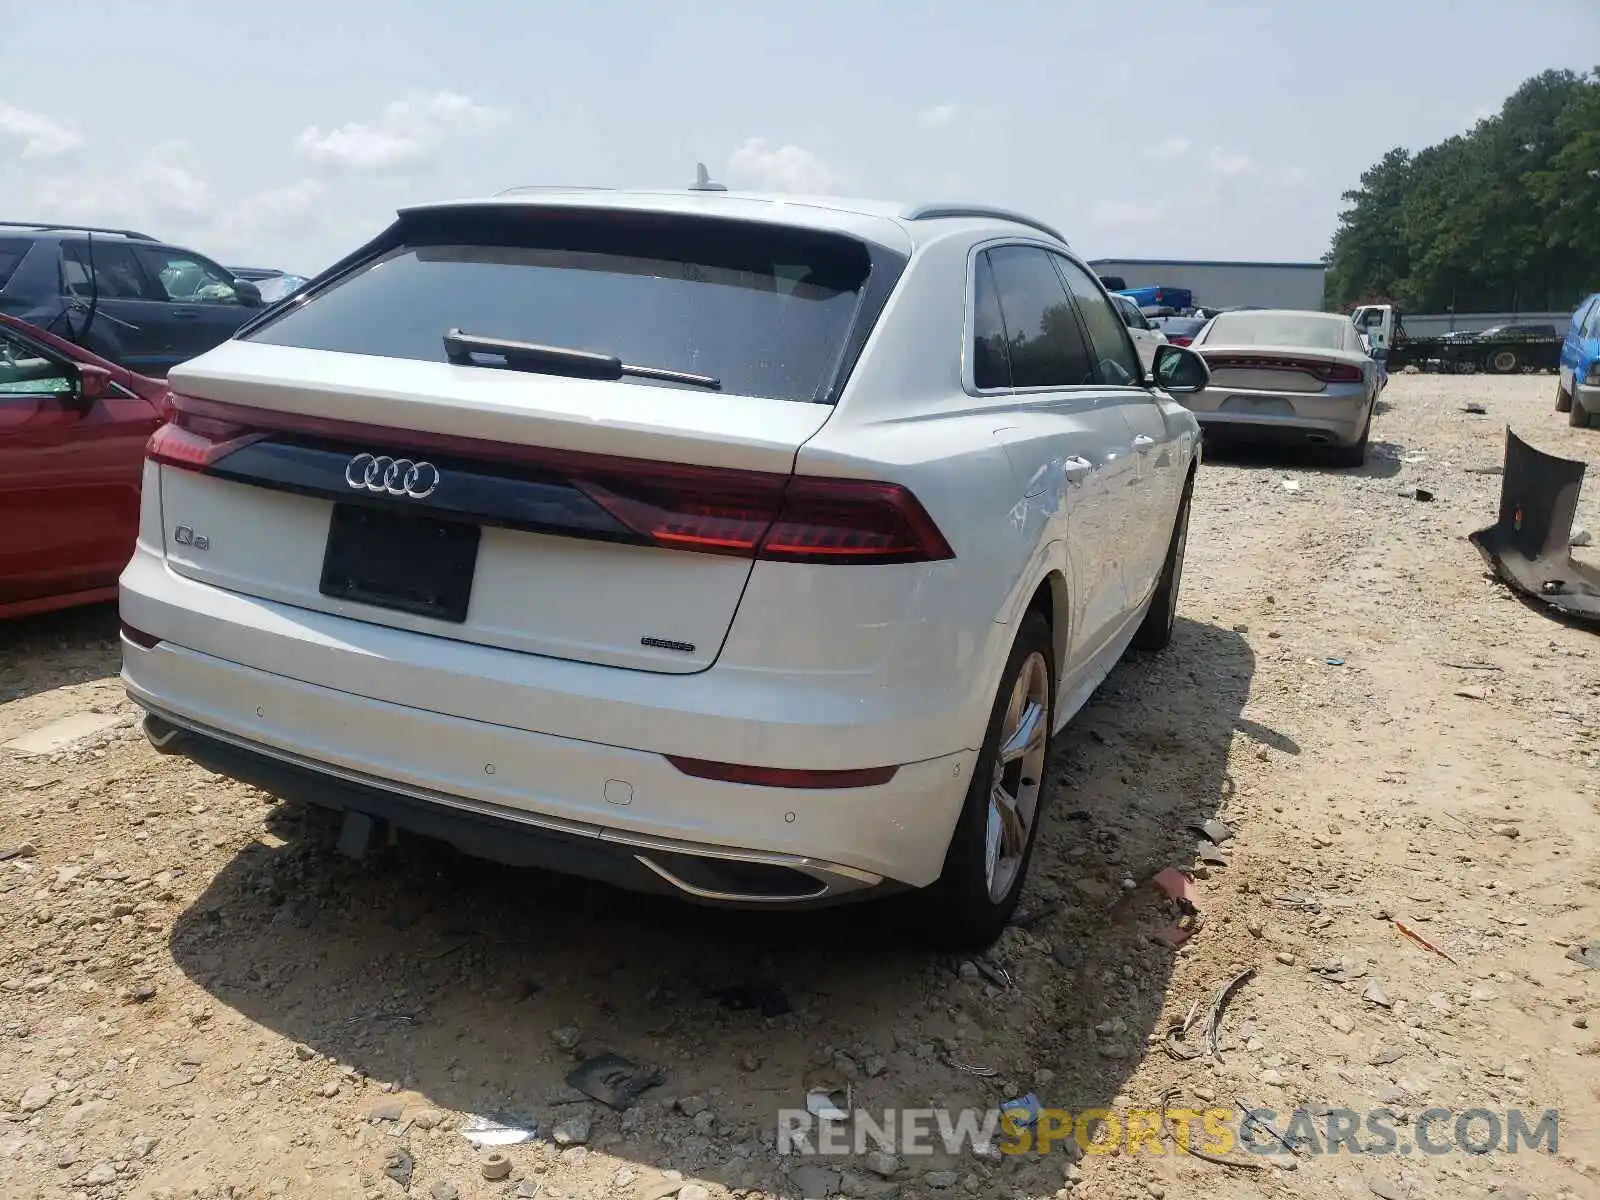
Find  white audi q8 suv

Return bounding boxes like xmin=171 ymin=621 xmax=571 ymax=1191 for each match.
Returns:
xmin=118 ymin=185 xmax=1207 ymax=947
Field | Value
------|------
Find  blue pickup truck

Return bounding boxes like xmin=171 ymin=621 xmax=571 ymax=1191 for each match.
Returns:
xmin=1115 ymin=284 xmax=1194 ymax=313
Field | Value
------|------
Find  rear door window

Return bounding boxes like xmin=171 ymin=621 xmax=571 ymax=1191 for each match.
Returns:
xmin=983 ymin=245 xmax=1095 ymax=387
xmin=1054 ymin=256 xmax=1143 ymax=385
xmin=60 ymin=242 xmax=161 ymax=301
xmin=1585 ymin=299 xmax=1600 ymax=339
xmin=244 ymin=211 xmax=875 ymax=404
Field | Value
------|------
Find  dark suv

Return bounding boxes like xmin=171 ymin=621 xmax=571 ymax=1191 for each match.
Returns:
xmin=0 ymin=222 xmax=266 ymax=377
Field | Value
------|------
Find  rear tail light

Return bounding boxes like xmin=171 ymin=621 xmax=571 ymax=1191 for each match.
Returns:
xmin=147 ymin=394 xmax=954 ymax=566
xmin=1169 ymin=335 xmax=1193 ymax=347
xmin=581 ymin=473 xmax=952 ymax=565
xmin=147 ymin=404 xmax=267 ymax=469
xmin=1202 ymin=354 xmax=1364 ymax=384
xmin=665 ymin=755 xmax=899 ymax=788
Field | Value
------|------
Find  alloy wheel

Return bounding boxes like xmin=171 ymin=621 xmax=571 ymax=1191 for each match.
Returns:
xmin=984 ymin=651 xmax=1050 ymax=903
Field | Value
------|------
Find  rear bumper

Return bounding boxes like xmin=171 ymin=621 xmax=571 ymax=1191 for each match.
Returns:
xmin=1576 ymin=381 xmax=1600 ymax=414
xmin=1187 ymin=386 xmax=1369 ymax=447
xmin=118 ymin=551 xmax=977 ymax=897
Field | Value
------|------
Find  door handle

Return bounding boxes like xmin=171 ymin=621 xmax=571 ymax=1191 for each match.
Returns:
xmin=1133 ymin=434 xmax=1156 ymax=453
xmin=1062 ymin=456 xmax=1092 ymax=484
xmin=171 ymin=309 xmax=200 ymax=320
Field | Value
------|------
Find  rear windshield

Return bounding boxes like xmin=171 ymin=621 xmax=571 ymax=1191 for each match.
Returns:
xmin=1207 ymin=312 xmax=1350 ymax=351
xmin=244 ymin=210 xmax=874 ymax=403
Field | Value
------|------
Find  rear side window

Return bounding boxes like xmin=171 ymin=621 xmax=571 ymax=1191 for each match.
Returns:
xmin=244 ymin=211 xmax=875 ymax=404
xmin=971 ymin=252 xmax=1011 ymax=389
xmin=1584 ymin=300 xmax=1600 ymax=339
xmin=0 ymin=239 xmax=31 ymax=290
xmin=984 ymin=246 xmax=1095 ymax=387
xmin=1055 ymin=256 xmax=1142 ymax=385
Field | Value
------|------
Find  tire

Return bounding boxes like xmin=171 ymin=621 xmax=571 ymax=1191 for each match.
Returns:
xmin=1557 ymin=383 xmax=1573 ymax=413
xmin=1329 ymin=403 xmax=1373 ymax=469
xmin=1132 ymin=471 xmax=1193 ymax=652
xmin=1570 ymin=389 xmax=1591 ymax=428
xmin=914 ymin=612 xmax=1055 ymax=951
xmin=1489 ymin=349 xmax=1519 ymax=375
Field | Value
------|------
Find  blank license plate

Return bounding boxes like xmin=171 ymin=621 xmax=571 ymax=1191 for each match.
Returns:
xmin=319 ymin=504 xmax=479 ymax=623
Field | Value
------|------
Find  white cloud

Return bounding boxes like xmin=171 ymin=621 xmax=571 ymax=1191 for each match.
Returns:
xmin=1274 ymin=165 xmax=1312 ymax=190
xmin=1207 ymin=147 xmax=1256 ymax=177
xmin=0 ymin=102 xmax=83 ymax=158
xmin=1142 ymin=137 xmax=1191 ymax=159
xmin=1093 ymin=200 xmax=1164 ymax=226
xmin=294 ymin=90 xmax=508 ymax=172
xmin=139 ymin=142 xmax=213 ymax=217
xmin=726 ymin=137 xmax=844 ymax=194
xmin=918 ymin=104 xmax=959 ymax=130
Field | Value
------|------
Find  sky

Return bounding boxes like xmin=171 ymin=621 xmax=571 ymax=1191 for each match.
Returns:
xmin=1 ymin=0 xmax=1596 ymax=276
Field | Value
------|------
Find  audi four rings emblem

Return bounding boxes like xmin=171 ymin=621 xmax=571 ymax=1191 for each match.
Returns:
xmin=345 ymin=453 xmax=441 ymax=499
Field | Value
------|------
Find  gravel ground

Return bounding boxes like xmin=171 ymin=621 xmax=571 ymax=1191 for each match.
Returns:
xmin=2 ymin=371 xmax=1599 ymax=1200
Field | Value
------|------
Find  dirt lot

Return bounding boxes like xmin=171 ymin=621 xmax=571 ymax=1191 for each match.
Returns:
xmin=3 ymin=372 xmax=1599 ymax=1200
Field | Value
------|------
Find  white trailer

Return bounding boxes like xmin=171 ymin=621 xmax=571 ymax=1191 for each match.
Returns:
xmin=1087 ymin=258 xmax=1327 ymax=312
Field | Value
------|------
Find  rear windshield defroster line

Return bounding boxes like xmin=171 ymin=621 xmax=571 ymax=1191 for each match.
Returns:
xmin=242 ymin=209 xmax=892 ymax=405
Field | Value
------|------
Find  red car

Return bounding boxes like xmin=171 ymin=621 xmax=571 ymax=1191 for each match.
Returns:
xmin=0 ymin=313 xmax=168 ymax=619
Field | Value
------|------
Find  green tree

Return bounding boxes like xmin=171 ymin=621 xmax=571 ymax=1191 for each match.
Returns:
xmin=1325 ymin=67 xmax=1600 ymax=314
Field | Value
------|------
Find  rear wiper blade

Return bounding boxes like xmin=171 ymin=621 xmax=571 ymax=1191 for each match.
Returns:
xmin=443 ymin=329 xmax=721 ymax=390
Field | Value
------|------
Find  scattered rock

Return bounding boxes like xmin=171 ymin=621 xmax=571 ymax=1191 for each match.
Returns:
xmin=864 ymin=1150 xmax=900 ymax=1178
xmin=550 ymin=1025 xmax=582 ymax=1051
xmin=367 ymin=1098 xmax=405 ymax=1122
xmin=428 ymin=1182 xmax=459 ymax=1200
xmin=1455 ymin=686 xmax=1488 ymax=701
xmin=1572 ymin=525 xmax=1592 ymax=548
xmin=1329 ymin=1013 xmax=1356 ymax=1034
xmin=1491 ymin=824 xmax=1520 ymax=839
xmin=410 ymin=1109 xmax=444 ymax=1130
xmin=293 ymin=1044 xmax=316 ymax=1061
xmin=1260 ymin=1069 xmax=1286 ymax=1087
xmin=1363 ymin=980 xmax=1393 ymax=1008
xmin=128 ymin=983 xmax=157 ymax=1003
xmin=130 ymin=1135 xmax=158 ymax=1159
xmin=678 ymin=1187 xmax=711 ymax=1200
xmin=1275 ymin=952 xmax=1296 ymax=966
xmin=552 ymin=1112 xmax=593 ymax=1147
xmin=18 ymin=1081 xmax=55 ymax=1113
xmin=83 ymin=1161 xmax=117 ymax=1187
xmin=319 ymin=1080 xmax=341 ymax=1098
xmin=676 ymin=1094 xmax=708 ymax=1117
xmin=1246 ymin=919 xmax=1265 ymax=938
xmin=924 ymin=1169 xmax=959 ymax=1189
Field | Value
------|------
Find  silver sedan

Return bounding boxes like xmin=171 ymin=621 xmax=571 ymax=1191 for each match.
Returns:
xmin=1181 ymin=309 xmax=1383 ymax=467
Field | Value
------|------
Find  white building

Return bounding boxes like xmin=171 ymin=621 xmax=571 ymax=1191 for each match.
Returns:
xmin=1087 ymin=258 xmax=1327 ymax=312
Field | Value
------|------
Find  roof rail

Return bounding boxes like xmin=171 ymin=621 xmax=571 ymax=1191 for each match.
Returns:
xmin=493 ymin=184 xmax=617 ymax=196
xmin=899 ymin=203 xmax=1068 ymax=246
xmin=0 ymin=220 xmax=158 ymax=241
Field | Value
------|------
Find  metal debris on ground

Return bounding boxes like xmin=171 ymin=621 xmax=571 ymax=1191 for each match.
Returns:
xmin=565 ymin=1052 xmax=664 ymax=1111
xmin=1324 ymin=657 xmax=1346 ymax=666
xmin=1155 ymin=1087 xmax=1265 ymax=1171
xmin=1204 ymin=966 xmax=1257 ymax=1061
xmin=1462 ymin=402 xmax=1488 ymax=414
xmin=1441 ymin=661 xmax=1501 ymax=671
xmin=1190 ymin=818 xmax=1235 ymax=845
xmin=1565 ymin=939 xmax=1600 ymax=970
xmin=459 ymin=1112 xmax=538 ymax=1146
xmin=480 ymin=1151 xmax=513 ymax=1181
xmin=974 ymin=959 xmax=1012 ymax=988
xmin=1399 ymin=487 xmax=1435 ymax=502
xmin=383 ymin=1147 xmax=414 ymax=1191
xmin=1462 ymin=464 xmax=1503 ymax=475
xmin=1196 ymin=843 xmax=1229 ymax=867
xmin=1281 ymin=479 xmax=1302 ymax=493
xmin=1163 ymin=998 xmax=1204 ymax=1061
xmin=1237 ymin=1099 xmax=1305 ymax=1157
xmin=1394 ymin=920 xmax=1457 ymax=964
xmin=946 ymin=1058 xmax=997 ymax=1077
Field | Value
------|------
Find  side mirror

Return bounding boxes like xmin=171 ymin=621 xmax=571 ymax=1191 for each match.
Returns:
xmin=1151 ymin=344 xmax=1209 ymax=394
xmin=75 ymin=364 xmax=115 ymax=402
xmin=233 ymin=279 xmax=264 ymax=307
